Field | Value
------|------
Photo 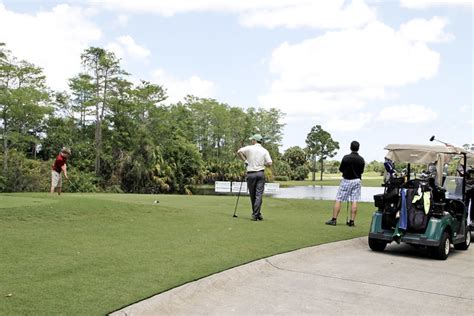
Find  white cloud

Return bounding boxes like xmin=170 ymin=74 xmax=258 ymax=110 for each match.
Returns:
xmin=239 ymin=0 xmax=376 ymax=29
xmin=258 ymin=90 xmax=367 ymax=118
xmin=117 ymin=14 xmax=129 ymax=26
xmin=376 ymin=104 xmax=438 ymax=123
xmin=89 ymin=0 xmax=377 ymax=29
xmin=460 ymin=105 xmax=472 ymax=113
xmin=258 ymin=20 xmax=443 ymax=129
xmin=151 ymin=69 xmax=216 ymax=103
xmin=326 ymin=113 xmax=374 ymax=131
xmin=106 ymin=35 xmax=150 ymax=60
xmin=400 ymin=0 xmax=472 ymax=9
xmin=269 ymin=21 xmax=440 ymax=90
xmin=399 ymin=17 xmax=454 ymax=43
xmin=0 ymin=3 xmax=102 ymax=91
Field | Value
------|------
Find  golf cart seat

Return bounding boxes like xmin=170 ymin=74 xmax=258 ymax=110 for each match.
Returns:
xmin=447 ymin=199 xmax=465 ymax=220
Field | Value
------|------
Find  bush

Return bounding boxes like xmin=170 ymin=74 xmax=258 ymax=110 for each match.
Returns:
xmin=0 ymin=150 xmax=50 ymax=192
xmin=67 ymin=172 xmax=99 ymax=193
xmin=203 ymin=160 xmax=246 ymax=183
xmin=103 ymin=185 xmax=123 ymax=193
xmin=292 ymin=165 xmax=310 ymax=180
xmin=273 ymin=161 xmax=292 ymax=177
xmin=274 ymin=176 xmax=289 ymax=181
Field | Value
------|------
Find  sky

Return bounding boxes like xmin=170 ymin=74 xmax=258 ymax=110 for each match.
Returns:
xmin=0 ymin=0 xmax=472 ymax=162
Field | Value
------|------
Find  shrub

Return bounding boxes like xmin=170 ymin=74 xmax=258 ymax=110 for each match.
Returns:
xmin=273 ymin=161 xmax=292 ymax=177
xmin=274 ymin=176 xmax=289 ymax=181
xmin=0 ymin=150 xmax=50 ymax=192
xmin=67 ymin=172 xmax=99 ymax=193
xmin=292 ymin=165 xmax=310 ymax=180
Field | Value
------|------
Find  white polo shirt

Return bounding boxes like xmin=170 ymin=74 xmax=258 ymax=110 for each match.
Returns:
xmin=237 ymin=143 xmax=272 ymax=172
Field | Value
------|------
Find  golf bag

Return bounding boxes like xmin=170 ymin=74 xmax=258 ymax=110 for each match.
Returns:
xmin=375 ymin=176 xmax=404 ymax=230
xmin=404 ymin=180 xmax=432 ymax=233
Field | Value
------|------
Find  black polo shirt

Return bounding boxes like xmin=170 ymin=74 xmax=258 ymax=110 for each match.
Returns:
xmin=339 ymin=152 xmax=365 ymax=180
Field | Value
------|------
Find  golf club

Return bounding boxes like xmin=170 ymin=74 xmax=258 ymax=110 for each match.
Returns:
xmin=232 ymin=177 xmax=245 ymax=218
xmin=68 ymin=178 xmax=81 ymax=193
xmin=429 ymin=135 xmax=450 ymax=146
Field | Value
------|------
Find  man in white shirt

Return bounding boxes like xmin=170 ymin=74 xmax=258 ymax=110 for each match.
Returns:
xmin=237 ymin=134 xmax=273 ymax=221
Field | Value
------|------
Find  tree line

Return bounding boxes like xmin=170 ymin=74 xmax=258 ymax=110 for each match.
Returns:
xmin=2 ymin=43 xmax=376 ymax=194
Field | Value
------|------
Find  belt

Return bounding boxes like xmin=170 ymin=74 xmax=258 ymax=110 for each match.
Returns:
xmin=247 ymin=170 xmax=264 ymax=174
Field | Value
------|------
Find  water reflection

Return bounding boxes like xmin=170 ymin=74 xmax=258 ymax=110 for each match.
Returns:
xmin=268 ymin=185 xmax=384 ymax=202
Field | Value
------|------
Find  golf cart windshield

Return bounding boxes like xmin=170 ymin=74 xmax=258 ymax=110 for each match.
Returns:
xmin=384 ymin=144 xmax=467 ymax=187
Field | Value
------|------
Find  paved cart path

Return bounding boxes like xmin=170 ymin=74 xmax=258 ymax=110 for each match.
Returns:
xmin=111 ymin=237 xmax=474 ymax=315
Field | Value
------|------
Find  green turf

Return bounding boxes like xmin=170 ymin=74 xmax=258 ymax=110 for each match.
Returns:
xmin=0 ymin=193 xmax=374 ymax=315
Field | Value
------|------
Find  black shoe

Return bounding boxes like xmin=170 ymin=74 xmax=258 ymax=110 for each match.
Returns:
xmin=346 ymin=220 xmax=355 ymax=227
xmin=325 ymin=218 xmax=336 ymax=226
xmin=257 ymin=215 xmax=264 ymax=221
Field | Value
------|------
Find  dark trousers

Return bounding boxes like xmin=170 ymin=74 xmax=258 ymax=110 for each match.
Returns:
xmin=247 ymin=170 xmax=265 ymax=217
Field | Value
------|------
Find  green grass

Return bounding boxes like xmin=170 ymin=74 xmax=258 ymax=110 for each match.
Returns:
xmin=0 ymin=193 xmax=374 ymax=315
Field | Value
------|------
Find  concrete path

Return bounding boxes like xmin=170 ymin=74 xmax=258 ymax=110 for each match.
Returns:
xmin=112 ymin=237 xmax=473 ymax=315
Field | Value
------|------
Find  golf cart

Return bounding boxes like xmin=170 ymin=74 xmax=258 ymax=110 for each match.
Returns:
xmin=368 ymin=144 xmax=471 ymax=260
xmin=466 ymin=152 xmax=474 ymax=231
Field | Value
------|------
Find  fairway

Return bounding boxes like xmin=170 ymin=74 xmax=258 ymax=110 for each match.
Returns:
xmin=1 ymin=193 xmax=374 ymax=315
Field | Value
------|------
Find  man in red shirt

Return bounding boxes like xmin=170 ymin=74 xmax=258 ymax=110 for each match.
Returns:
xmin=50 ymin=147 xmax=71 ymax=195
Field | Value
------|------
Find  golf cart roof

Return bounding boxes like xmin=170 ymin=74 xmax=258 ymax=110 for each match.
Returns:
xmin=384 ymin=144 xmax=467 ymax=164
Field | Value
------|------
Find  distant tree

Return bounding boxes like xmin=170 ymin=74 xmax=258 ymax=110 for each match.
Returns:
xmin=0 ymin=45 xmax=51 ymax=177
xmin=69 ymin=73 xmax=95 ymax=129
xmin=367 ymin=160 xmax=385 ymax=175
xmin=326 ymin=160 xmax=341 ymax=174
xmin=163 ymin=136 xmax=203 ymax=194
xmin=282 ymin=146 xmax=307 ymax=170
xmin=305 ymin=125 xmax=339 ymax=181
xmin=80 ymin=47 xmax=126 ymax=176
xmin=247 ymin=107 xmax=285 ymax=146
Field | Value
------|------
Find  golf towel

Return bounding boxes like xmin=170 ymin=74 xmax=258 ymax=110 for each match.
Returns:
xmin=399 ymin=189 xmax=407 ymax=230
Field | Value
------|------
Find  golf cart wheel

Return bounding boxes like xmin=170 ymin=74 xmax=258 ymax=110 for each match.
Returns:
xmin=368 ymin=237 xmax=387 ymax=252
xmin=430 ymin=232 xmax=450 ymax=260
xmin=454 ymin=228 xmax=471 ymax=250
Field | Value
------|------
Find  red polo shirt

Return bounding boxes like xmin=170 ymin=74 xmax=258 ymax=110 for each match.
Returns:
xmin=52 ymin=154 xmax=67 ymax=173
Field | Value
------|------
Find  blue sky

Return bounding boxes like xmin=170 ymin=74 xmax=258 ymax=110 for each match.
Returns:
xmin=0 ymin=0 xmax=472 ymax=162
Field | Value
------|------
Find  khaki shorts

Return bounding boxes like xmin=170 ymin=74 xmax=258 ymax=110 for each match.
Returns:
xmin=51 ymin=170 xmax=62 ymax=188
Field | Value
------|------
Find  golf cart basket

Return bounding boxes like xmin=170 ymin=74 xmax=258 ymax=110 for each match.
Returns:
xmin=369 ymin=144 xmax=471 ymax=259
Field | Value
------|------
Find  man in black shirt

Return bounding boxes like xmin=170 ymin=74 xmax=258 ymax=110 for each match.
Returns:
xmin=325 ymin=141 xmax=365 ymax=226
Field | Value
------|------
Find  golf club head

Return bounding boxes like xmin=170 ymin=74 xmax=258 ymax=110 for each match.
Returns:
xmin=429 ymin=135 xmax=435 ymax=142
xmin=233 ymin=214 xmax=238 ymax=218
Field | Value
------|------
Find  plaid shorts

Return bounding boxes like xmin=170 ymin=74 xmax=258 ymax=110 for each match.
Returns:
xmin=336 ymin=178 xmax=361 ymax=202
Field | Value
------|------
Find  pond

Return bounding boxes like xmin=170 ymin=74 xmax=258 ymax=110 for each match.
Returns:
xmin=193 ymin=185 xmax=384 ymax=202
xmin=268 ymin=185 xmax=384 ymax=202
